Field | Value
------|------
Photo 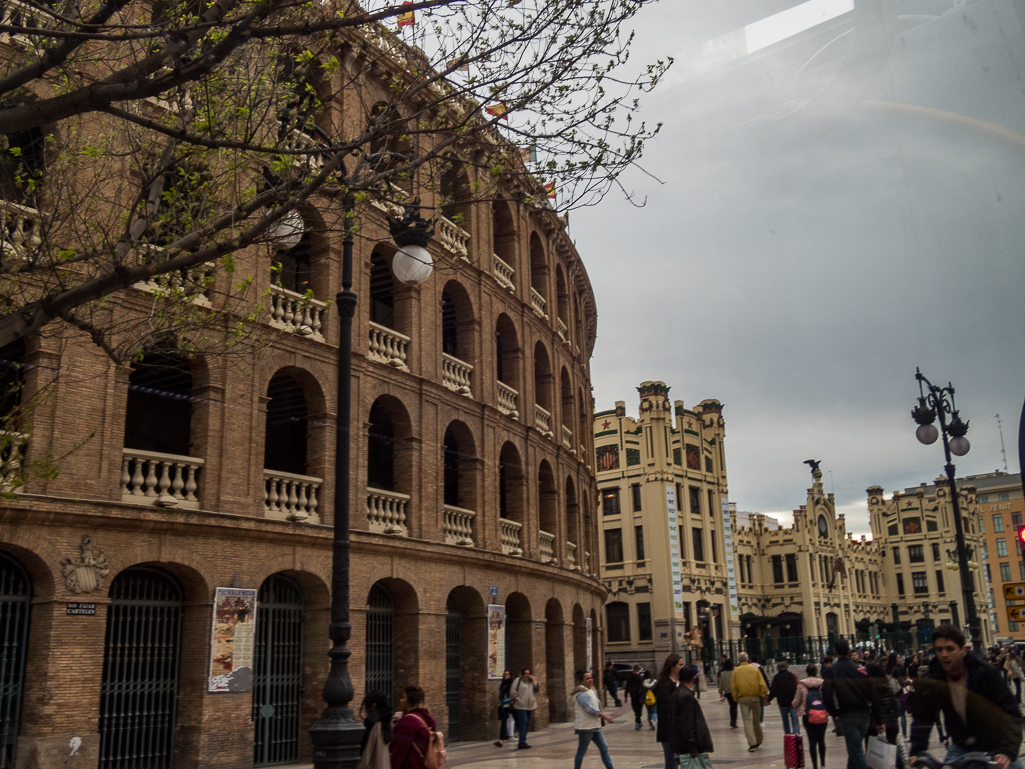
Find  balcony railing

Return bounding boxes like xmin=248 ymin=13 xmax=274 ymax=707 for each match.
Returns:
xmin=279 ymin=125 xmax=326 ymax=172
xmin=133 ymin=245 xmax=214 ymax=306
xmin=269 ymin=284 xmax=326 ymax=341
xmin=443 ymin=504 xmax=475 ymax=546
xmin=567 ymin=541 xmax=577 ymax=569
xmin=263 ymin=470 xmax=321 ymax=522
xmin=493 ymin=254 xmax=515 ymax=291
xmin=442 ymin=352 xmax=473 ymax=396
xmin=500 ymin=519 xmax=523 ymax=556
xmin=369 ymin=183 xmax=407 ymax=218
xmin=529 ymin=287 xmax=548 ymax=320
xmin=497 ymin=381 xmax=519 ymax=419
xmin=368 ymin=321 xmax=410 ymax=371
xmin=539 ymin=530 xmax=555 ymax=564
xmin=121 ymin=449 xmax=204 ymax=510
xmin=562 ymin=425 xmax=574 ymax=453
xmin=437 ymin=215 xmax=470 ymax=260
xmin=0 ymin=0 xmax=57 ymax=45
xmin=534 ymin=403 xmax=552 ymax=437
xmin=0 ymin=431 xmax=28 ymax=492
xmin=557 ymin=318 xmax=569 ymax=344
xmin=367 ymin=488 xmax=409 ymax=535
xmin=0 ymin=199 xmax=44 ymax=258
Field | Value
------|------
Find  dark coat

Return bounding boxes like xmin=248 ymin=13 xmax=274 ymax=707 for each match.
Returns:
xmin=768 ymin=669 xmax=799 ymax=706
xmin=669 ymin=684 xmax=714 ymax=756
xmin=909 ymin=655 xmax=1022 ymax=759
xmin=390 ymin=708 xmax=436 ymax=769
xmin=654 ymin=677 xmax=679 ymax=743
xmin=822 ymin=657 xmax=878 ymax=717
xmin=626 ymin=671 xmax=644 ymax=700
xmin=866 ymin=663 xmax=899 ymax=730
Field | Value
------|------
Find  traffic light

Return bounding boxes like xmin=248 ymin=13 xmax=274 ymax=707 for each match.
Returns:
xmin=1018 ymin=525 xmax=1025 ymax=550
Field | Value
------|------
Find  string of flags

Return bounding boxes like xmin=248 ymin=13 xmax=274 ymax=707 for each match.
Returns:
xmin=485 ymin=102 xmax=508 ymax=120
xmin=397 ymin=1 xmax=414 ymax=28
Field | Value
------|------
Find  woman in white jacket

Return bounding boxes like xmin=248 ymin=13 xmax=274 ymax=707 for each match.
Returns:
xmin=572 ymin=670 xmax=616 ymax=769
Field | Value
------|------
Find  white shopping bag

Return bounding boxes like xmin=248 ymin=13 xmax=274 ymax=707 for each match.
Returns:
xmin=506 ymin=714 xmax=515 ymax=738
xmin=867 ymin=736 xmax=898 ymax=769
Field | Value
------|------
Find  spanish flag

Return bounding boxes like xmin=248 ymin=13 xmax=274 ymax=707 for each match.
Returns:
xmin=485 ymin=102 xmax=508 ymax=120
xmin=447 ymin=56 xmax=470 ymax=72
xmin=397 ymin=2 xmax=414 ymax=28
xmin=544 ymin=181 xmax=556 ymax=199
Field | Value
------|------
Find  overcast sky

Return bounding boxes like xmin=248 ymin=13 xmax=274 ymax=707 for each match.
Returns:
xmin=569 ymin=0 xmax=1025 ymax=535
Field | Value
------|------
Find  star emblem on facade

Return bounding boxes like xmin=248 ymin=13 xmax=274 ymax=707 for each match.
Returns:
xmin=601 ymin=419 xmax=611 ymax=430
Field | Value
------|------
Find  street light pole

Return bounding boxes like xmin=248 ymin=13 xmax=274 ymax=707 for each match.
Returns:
xmin=911 ymin=368 xmax=982 ymax=653
xmin=310 ymin=196 xmax=435 ymax=769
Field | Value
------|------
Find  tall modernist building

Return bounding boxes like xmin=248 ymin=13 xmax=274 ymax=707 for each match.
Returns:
xmin=0 ymin=20 xmax=605 ymax=769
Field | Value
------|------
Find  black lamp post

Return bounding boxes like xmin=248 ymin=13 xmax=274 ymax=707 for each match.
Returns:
xmin=309 ymin=196 xmax=435 ymax=769
xmin=911 ymin=368 xmax=981 ymax=652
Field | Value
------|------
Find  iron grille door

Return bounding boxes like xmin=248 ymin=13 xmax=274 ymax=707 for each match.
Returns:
xmin=0 ymin=552 xmax=30 ymax=769
xmin=99 ymin=567 xmax=183 ymax=769
xmin=365 ymin=586 xmax=393 ymax=698
xmin=253 ymin=575 xmax=304 ymax=767
xmin=444 ymin=602 xmax=461 ymax=742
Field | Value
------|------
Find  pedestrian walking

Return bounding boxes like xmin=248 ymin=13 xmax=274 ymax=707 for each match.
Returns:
xmin=718 ymin=659 xmax=738 ymax=728
xmin=643 ymin=669 xmax=658 ymax=730
xmin=794 ymin=664 xmax=827 ymax=769
xmin=731 ymin=652 xmax=768 ymax=752
xmin=494 ymin=670 xmax=513 ymax=747
xmin=866 ymin=655 xmax=900 ymax=747
xmin=511 ymin=667 xmax=540 ymax=749
xmin=883 ymin=653 xmax=908 ymax=738
xmin=358 ymin=690 xmax=393 ymax=768
xmin=390 ymin=686 xmax=436 ymax=769
xmin=1004 ymin=651 xmax=1023 ymax=703
xmin=572 ymin=669 xmax=616 ymax=769
xmin=654 ymin=653 xmax=685 ymax=769
xmin=768 ymin=659 xmax=801 ymax=735
xmin=670 ymin=665 xmax=714 ymax=767
xmin=822 ymin=638 xmax=880 ymax=769
xmin=603 ymin=661 xmax=622 ymax=708
xmin=626 ymin=664 xmax=645 ymax=730
xmin=750 ymin=654 xmax=769 ymax=726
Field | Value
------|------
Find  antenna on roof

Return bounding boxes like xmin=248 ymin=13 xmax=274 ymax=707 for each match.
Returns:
xmin=996 ymin=413 xmax=1009 ymax=473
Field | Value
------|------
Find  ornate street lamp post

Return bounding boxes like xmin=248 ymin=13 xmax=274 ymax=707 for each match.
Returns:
xmin=911 ymin=368 xmax=981 ymax=652
xmin=309 ymin=197 xmax=434 ymax=769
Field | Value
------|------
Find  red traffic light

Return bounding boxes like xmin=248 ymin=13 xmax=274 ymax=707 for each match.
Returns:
xmin=1017 ymin=526 xmax=1025 ymax=548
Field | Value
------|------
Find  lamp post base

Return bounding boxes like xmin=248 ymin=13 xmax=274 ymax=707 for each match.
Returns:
xmin=310 ymin=715 xmax=365 ymax=769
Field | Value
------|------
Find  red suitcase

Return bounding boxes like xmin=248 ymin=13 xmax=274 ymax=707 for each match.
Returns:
xmin=784 ymin=733 xmax=805 ymax=768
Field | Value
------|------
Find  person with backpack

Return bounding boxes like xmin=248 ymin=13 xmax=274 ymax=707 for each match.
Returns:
xmin=768 ymin=659 xmax=800 ymax=735
xmin=794 ymin=664 xmax=827 ymax=769
xmin=572 ymin=669 xmax=616 ymax=769
xmin=511 ymin=668 xmax=541 ymax=749
xmin=391 ymin=686 xmax=443 ymax=769
xmin=643 ymin=669 xmax=658 ymax=730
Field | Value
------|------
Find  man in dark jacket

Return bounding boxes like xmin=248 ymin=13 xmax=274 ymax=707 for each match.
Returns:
xmin=626 ymin=664 xmax=645 ymax=730
xmin=768 ymin=660 xmax=801 ymax=735
xmin=823 ymin=638 xmax=880 ymax=769
xmin=908 ymin=626 xmax=1022 ymax=769
xmin=670 ymin=666 xmax=714 ymax=759
xmin=603 ymin=661 xmax=622 ymax=707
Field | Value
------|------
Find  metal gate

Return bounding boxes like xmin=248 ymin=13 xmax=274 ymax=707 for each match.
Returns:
xmin=253 ymin=574 xmax=304 ymax=767
xmin=445 ymin=598 xmax=461 ymax=742
xmin=0 ymin=552 xmax=30 ymax=769
xmin=365 ymin=585 xmax=393 ymax=698
xmin=99 ymin=567 xmax=182 ymax=769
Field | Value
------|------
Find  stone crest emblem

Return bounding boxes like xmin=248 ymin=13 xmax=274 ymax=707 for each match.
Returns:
xmin=61 ymin=535 xmax=110 ymax=593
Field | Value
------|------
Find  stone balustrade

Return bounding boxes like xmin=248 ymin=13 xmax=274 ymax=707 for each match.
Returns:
xmin=557 ymin=318 xmax=568 ymax=343
xmin=0 ymin=431 xmax=28 ymax=492
xmin=369 ymin=183 xmax=406 ymax=217
xmin=442 ymin=352 xmax=473 ymax=395
xmin=443 ymin=504 xmax=475 ymax=546
xmin=0 ymin=0 xmax=57 ymax=45
xmin=529 ymin=287 xmax=548 ymax=319
xmin=567 ymin=541 xmax=577 ymax=568
xmin=279 ymin=125 xmax=326 ymax=172
xmin=366 ymin=488 xmax=409 ymax=535
xmin=497 ymin=381 xmax=519 ymax=419
xmin=493 ymin=254 xmax=515 ymax=291
xmin=368 ymin=321 xmax=410 ymax=371
xmin=268 ymin=284 xmax=326 ymax=341
xmin=436 ymin=215 xmax=470 ymax=260
xmin=133 ymin=246 xmax=215 ymax=306
xmin=534 ymin=403 xmax=552 ymax=437
xmin=121 ymin=449 xmax=204 ymax=510
xmin=500 ymin=519 xmax=523 ymax=556
xmin=539 ymin=530 xmax=555 ymax=564
xmin=0 ymin=199 xmax=44 ymax=258
xmin=562 ymin=425 xmax=574 ymax=453
xmin=263 ymin=470 xmax=321 ymax=522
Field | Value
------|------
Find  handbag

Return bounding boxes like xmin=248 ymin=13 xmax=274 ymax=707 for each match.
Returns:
xmin=679 ymin=753 xmax=713 ymax=769
xmin=645 ymin=688 xmax=656 ymax=706
xmin=867 ymin=736 xmax=897 ymax=769
xmin=357 ymin=722 xmax=390 ymax=769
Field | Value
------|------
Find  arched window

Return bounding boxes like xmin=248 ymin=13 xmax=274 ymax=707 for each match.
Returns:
xmin=560 ymin=368 xmax=573 ymax=442
xmin=555 ymin=266 xmax=569 ymax=339
xmin=606 ymin=602 xmax=630 ymax=643
xmin=528 ymin=233 xmax=547 ymax=318
xmin=440 ymin=281 xmax=475 ymax=396
xmin=0 ymin=128 xmax=45 ymax=206
xmin=0 ymin=549 xmax=30 ymax=767
xmin=369 ymin=250 xmax=395 ymax=329
xmin=365 ymin=396 xmax=413 ymax=535
xmin=495 ymin=314 xmax=519 ymax=418
xmin=442 ymin=422 xmax=477 ymax=546
xmin=271 ymin=229 xmax=312 ymax=296
xmin=538 ymin=460 xmax=557 ymax=563
xmin=532 ymin=342 xmax=553 ymax=436
xmin=367 ymin=401 xmax=395 ymax=492
xmin=264 ymin=373 xmax=308 ymax=476
xmin=492 ymin=200 xmax=516 ymax=289
xmin=124 ymin=353 xmax=193 ymax=457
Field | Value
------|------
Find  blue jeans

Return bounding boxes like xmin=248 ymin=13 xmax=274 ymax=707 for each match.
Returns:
xmin=575 ymin=730 xmax=614 ymax=769
xmin=780 ymin=705 xmax=801 ymax=735
xmin=944 ymin=740 xmax=1023 ymax=769
xmin=514 ymin=708 xmax=532 ymax=746
xmin=837 ymin=711 xmax=871 ymax=769
xmin=661 ymin=740 xmax=677 ymax=769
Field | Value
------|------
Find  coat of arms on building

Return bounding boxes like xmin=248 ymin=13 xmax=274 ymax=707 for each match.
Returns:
xmin=61 ymin=535 xmax=110 ymax=593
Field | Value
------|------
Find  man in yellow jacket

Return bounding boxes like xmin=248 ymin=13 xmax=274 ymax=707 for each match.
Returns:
xmin=731 ymin=652 xmax=769 ymax=751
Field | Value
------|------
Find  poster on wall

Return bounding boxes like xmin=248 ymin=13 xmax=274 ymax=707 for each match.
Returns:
xmin=487 ymin=604 xmax=506 ymax=679
xmin=208 ymin=587 xmax=258 ymax=692
xmin=586 ymin=616 xmax=593 ymax=670
xmin=666 ymin=486 xmax=683 ymax=614
xmin=721 ymin=498 xmax=739 ymax=617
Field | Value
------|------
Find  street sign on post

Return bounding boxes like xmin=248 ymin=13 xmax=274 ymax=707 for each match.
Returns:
xmin=1007 ymin=606 xmax=1025 ymax=624
xmin=1003 ymin=582 xmax=1025 ymax=601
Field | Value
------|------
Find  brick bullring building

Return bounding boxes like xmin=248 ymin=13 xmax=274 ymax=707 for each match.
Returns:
xmin=0 ymin=32 xmax=604 ymax=769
